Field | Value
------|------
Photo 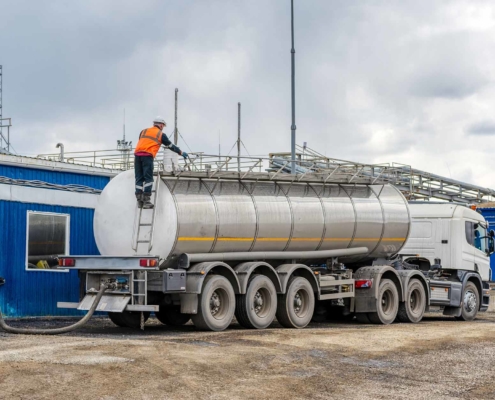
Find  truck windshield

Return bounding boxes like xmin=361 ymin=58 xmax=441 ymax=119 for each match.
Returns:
xmin=466 ymin=221 xmax=487 ymax=252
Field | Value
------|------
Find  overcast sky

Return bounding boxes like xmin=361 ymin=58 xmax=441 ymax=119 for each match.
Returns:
xmin=1 ymin=0 xmax=495 ymax=187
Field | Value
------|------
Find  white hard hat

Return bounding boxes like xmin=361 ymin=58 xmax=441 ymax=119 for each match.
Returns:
xmin=153 ymin=116 xmax=166 ymax=125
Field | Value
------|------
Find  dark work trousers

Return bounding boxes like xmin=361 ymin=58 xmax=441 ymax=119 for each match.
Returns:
xmin=134 ymin=155 xmax=154 ymax=195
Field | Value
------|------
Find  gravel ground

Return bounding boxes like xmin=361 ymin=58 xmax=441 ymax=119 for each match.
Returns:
xmin=1 ymin=313 xmax=495 ymax=400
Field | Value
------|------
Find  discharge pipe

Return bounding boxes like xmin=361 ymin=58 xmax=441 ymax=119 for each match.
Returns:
xmin=178 ymin=247 xmax=369 ymax=268
xmin=0 ymin=283 xmax=109 ymax=335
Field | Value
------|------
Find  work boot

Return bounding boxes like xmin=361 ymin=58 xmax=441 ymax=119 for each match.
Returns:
xmin=135 ymin=193 xmax=143 ymax=208
xmin=142 ymin=193 xmax=154 ymax=209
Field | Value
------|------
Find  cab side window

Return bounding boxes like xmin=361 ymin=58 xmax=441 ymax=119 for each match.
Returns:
xmin=465 ymin=221 xmax=487 ymax=252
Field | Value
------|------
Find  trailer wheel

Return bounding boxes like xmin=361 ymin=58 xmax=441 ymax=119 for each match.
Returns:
xmin=235 ymin=275 xmax=277 ymax=329
xmin=108 ymin=311 xmax=150 ymax=329
xmin=368 ymin=279 xmax=399 ymax=325
xmin=276 ymin=276 xmax=315 ymax=329
xmin=155 ymin=307 xmax=191 ymax=326
xmin=108 ymin=312 xmax=127 ymax=327
xmin=456 ymin=281 xmax=479 ymax=321
xmin=191 ymin=275 xmax=236 ymax=331
xmin=397 ymin=279 xmax=426 ymax=323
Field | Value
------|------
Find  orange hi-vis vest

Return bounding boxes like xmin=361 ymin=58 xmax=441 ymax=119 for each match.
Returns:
xmin=134 ymin=126 xmax=162 ymax=158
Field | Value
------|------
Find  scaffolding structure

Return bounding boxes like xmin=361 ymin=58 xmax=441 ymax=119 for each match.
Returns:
xmin=36 ymin=144 xmax=495 ymax=204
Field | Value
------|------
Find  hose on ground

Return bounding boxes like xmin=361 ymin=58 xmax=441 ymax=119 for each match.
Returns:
xmin=0 ymin=284 xmax=109 ymax=335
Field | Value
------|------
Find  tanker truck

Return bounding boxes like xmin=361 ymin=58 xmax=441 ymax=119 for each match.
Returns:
xmin=57 ymin=170 xmax=493 ymax=331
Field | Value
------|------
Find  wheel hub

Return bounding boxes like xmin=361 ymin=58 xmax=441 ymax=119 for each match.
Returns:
xmin=294 ymin=291 xmax=303 ymax=314
xmin=210 ymin=291 xmax=221 ymax=316
xmin=464 ymin=290 xmax=477 ymax=313
xmin=254 ymin=291 xmax=264 ymax=315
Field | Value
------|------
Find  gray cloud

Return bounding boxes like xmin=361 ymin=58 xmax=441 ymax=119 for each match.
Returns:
xmin=467 ymin=121 xmax=495 ymax=135
xmin=2 ymin=0 xmax=495 ymax=187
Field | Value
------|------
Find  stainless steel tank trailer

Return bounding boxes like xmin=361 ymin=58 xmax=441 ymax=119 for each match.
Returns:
xmin=1 ymin=169 xmax=492 ymax=334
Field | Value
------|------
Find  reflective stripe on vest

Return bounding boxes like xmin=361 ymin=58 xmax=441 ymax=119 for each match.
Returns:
xmin=134 ymin=127 xmax=162 ymax=157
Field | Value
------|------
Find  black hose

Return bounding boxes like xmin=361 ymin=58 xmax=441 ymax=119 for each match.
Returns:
xmin=0 ymin=284 xmax=109 ymax=335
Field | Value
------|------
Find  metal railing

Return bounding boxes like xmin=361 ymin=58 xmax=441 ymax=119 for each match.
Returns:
xmin=37 ymin=144 xmax=495 ymax=203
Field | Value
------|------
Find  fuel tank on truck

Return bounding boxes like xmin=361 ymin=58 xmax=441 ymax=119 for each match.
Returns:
xmin=94 ymin=170 xmax=411 ymax=263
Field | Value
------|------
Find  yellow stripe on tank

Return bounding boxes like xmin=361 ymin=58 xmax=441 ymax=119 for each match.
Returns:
xmin=177 ymin=237 xmax=406 ymax=242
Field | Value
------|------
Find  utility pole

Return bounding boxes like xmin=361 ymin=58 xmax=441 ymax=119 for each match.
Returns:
xmin=237 ymin=102 xmax=241 ymax=172
xmin=174 ymin=88 xmax=178 ymax=145
xmin=290 ymin=0 xmax=297 ymax=174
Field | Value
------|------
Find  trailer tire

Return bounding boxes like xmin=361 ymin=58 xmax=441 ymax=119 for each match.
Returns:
xmin=356 ymin=313 xmax=372 ymax=324
xmin=191 ymin=275 xmax=236 ymax=331
xmin=235 ymin=275 xmax=277 ymax=329
xmin=456 ymin=281 xmax=479 ymax=321
xmin=155 ymin=307 xmax=191 ymax=326
xmin=368 ymin=279 xmax=399 ymax=325
xmin=397 ymin=279 xmax=426 ymax=323
xmin=108 ymin=312 xmax=127 ymax=327
xmin=108 ymin=311 xmax=150 ymax=329
xmin=276 ymin=276 xmax=314 ymax=329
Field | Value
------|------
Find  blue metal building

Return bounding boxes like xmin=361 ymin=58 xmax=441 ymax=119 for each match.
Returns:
xmin=0 ymin=154 xmax=114 ymax=317
xmin=478 ymin=207 xmax=495 ymax=281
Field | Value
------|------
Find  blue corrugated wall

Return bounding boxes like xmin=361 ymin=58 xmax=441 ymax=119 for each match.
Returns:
xmin=479 ymin=208 xmax=495 ymax=281
xmin=0 ymin=162 xmax=111 ymax=317
xmin=0 ymin=164 xmax=109 ymax=190
xmin=0 ymin=201 xmax=100 ymax=317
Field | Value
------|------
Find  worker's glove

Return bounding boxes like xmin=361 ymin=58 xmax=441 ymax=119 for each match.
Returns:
xmin=182 ymin=151 xmax=189 ymax=160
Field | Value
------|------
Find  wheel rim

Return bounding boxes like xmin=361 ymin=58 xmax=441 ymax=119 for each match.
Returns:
xmin=293 ymin=289 xmax=310 ymax=318
xmin=253 ymin=287 xmax=272 ymax=318
xmin=409 ymin=288 xmax=422 ymax=314
xmin=464 ymin=290 xmax=477 ymax=313
xmin=381 ymin=289 xmax=394 ymax=316
xmin=209 ymin=289 xmax=229 ymax=320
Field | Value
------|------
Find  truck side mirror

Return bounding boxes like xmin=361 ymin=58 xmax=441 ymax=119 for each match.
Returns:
xmin=489 ymin=237 xmax=495 ymax=255
xmin=490 ymin=229 xmax=495 ymax=238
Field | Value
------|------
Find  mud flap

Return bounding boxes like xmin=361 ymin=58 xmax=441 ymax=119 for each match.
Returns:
xmin=77 ymin=294 xmax=130 ymax=312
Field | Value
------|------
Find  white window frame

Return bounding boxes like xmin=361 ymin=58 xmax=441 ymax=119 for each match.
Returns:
xmin=25 ymin=211 xmax=71 ymax=273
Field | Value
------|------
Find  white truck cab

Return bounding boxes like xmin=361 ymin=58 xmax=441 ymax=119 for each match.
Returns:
xmin=400 ymin=203 xmax=493 ymax=281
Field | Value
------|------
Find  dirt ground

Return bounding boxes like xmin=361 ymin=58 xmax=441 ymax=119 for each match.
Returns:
xmin=1 ymin=313 xmax=495 ymax=400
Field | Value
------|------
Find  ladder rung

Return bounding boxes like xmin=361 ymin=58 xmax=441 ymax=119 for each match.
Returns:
xmin=133 ymin=279 xmax=146 ymax=282
xmin=139 ymin=223 xmax=152 ymax=226
xmin=137 ymin=240 xmax=150 ymax=243
xmin=133 ymin=294 xmax=146 ymax=296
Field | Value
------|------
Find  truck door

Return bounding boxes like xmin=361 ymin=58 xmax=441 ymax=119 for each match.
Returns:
xmin=463 ymin=221 xmax=476 ymax=270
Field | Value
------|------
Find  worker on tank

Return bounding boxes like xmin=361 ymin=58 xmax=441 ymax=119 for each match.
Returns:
xmin=134 ymin=116 xmax=188 ymax=209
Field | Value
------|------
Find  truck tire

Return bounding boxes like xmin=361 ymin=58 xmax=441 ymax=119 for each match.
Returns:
xmin=368 ymin=279 xmax=399 ymax=325
xmin=235 ymin=275 xmax=277 ymax=329
xmin=397 ymin=279 xmax=426 ymax=323
xmin=191 ymin=275 xmax=236 ymax=331
xmin=108 ymin=311 xmax=150 ymax=329
xmin=456 ymin=281 xmax=479 ymax=321
xmin=155 ymin=307 xmax=191 ymax=326
xmin=276 ymin=276 xmax=315 ymax=329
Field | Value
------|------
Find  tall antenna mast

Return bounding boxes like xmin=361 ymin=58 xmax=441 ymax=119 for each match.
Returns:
xmin=174 ymin=88 xmax=178 ymax=145
xmin=290 ymin=0 xmax=297 ymax=174
xmin=237 ymin=102 xmax=241 ymax=172
xmin=117 ymin=108 xmax=132 ymax=169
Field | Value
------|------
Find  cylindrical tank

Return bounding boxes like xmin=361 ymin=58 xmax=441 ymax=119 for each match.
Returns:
xmin=94 ymin=170 xmax=411 ymax=263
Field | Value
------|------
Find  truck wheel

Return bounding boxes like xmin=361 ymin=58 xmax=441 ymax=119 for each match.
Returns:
xmin=236 ymin=275 xmax=277 ymax=329
xmin=108 ymin=312 xmax=127 ymax=327
xmin=456 ymin=282 xmax=479 ymax=321
xmin=397 ymin=279 xmax=426 ymax=323
xmin=108 ymin=311 xmax=150 ymax=329
xmin=155 ymin=307 xmax=191 ymax=326
xmin=368 ymin=279 xmax=399 ymax=325
xmin=191 ymin=275 xmax=236 ymax=331
xmin=276 ymin=276 xmax=315 ymax=329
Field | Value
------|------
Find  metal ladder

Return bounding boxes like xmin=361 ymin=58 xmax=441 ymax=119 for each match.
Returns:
xmin=132 ymin=173 xmax=161 ymax=254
